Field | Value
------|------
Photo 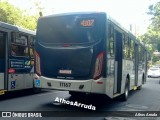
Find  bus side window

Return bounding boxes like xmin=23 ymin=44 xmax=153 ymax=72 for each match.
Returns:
xmin=139 ymin=46 xmax=143 ymax=70
xmin=124 ymin=36 xmax=131 ymax=59
xmin=30 ymin=48 xmax=34 ymax=58
xmin=142 ymin=48 xmax=145 ymax=69
xmin=11 ymin=45 xmax=18 ymax=56
xmin=108 ymin=23 xmax=114 ymax=57
xmin=128 ymin=37 xmax=131 ymax=59
xmin=131 ymin=39 xmax=135 ymax=60
xmin=11 ymin=32 xmax=29 ymax=57
xmin=29 ymin=36 xmax=35 ymax=58
xmin=123 ymin=34 xmax=128 ymax=59
xmin=12 ymin=32 xmax=28 ymax=45
xmin=29 ymin=36 xmax=35 ymax=46
xmin=11 ymin=44 xmax=29 ymax=57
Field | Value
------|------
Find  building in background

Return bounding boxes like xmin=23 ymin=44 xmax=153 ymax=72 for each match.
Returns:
xmin=130 ymin=24 xmax=140 ymax=37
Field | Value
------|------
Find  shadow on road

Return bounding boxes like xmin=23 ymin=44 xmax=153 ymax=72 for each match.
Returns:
xmin=0 ymin=89 xmax=51 ymax=101
xmin=40 ymin=89 xmax=141 ymax=112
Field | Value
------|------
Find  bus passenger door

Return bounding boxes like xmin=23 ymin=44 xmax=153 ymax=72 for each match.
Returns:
xmin=114 ymin=30 xmax=123 ymax=94
xmin=0 ymin=31 xmax=6 ymax=90
xmin=135 ymin=44 xmax=138 ymax=86
xmin=107 ymin=24 xmax=122 ymax=96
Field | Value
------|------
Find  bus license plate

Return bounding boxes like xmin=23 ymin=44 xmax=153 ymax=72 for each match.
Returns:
xmin=60 ymin=82 xmax=71 ymax=87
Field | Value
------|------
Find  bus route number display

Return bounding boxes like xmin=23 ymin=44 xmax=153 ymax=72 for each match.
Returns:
xmin=80 ymin=19 xmax=94 ymax=27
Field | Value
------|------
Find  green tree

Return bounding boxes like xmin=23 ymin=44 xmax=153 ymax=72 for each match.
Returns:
xmin=0 ymin=0 xmax=22 ymax=24
xmin=139 ymin=1 xmax=160 ymax=64
xmin=0 ymin=0 xmax=38 ymax=30
xmin=157 ymin=41 xmax=160 ymax=51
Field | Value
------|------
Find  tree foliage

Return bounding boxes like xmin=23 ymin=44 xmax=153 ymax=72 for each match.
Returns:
xmin=0 ymin=0 xmax=38 ymax=30
xmin=140 ymin=1 xmax=160 ymax=64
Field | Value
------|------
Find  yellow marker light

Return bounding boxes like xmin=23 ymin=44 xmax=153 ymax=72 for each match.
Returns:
xmin=0 ymin=90 xmax=6 ymax=95
xmin=133 ymin=86 xmax=137 ymax=90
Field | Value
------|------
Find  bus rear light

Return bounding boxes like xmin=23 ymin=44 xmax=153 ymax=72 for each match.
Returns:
xmin=97 ymin=81 xmax=103 ymax=84
xmin=34 ymin=74 xmax=40 ymax=79
xmin=63 ymin=44 xmax=71 ymax=47
xmin=8 ymin=68 xmax=15 ymax=74
xmin=93 ymin=52 xmax=104 ymax=80
xmin=35 ymin=51 xmax=41 ymax=76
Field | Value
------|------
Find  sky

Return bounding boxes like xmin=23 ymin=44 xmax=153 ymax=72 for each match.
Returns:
xmin=8 ymin=0 xmax=159 ymax=35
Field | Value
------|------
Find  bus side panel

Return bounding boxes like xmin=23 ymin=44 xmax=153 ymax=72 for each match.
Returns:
xmin=0 ymin=56 xmax=5 ymax=90
xmin=0 ymin=73 xmax=4 ymax=89
xmin=0 ymin=31 xmax=6 ymax=90
xmin=8 ymin=74 xmax=34 ymax=91
xmin=137 ymin=66 xmax=143 ymax=86
xmin=24 ymin=74 xmax=33 ymax=89
xmin=8 ymin=74 xmax=24 ymax=91
xmin=105 ymin=72 xmax=114 ymax=98
xmin=122 ymin=60 xmax=134 ymax=91
xmin=91 ymin=78 xmax=106 ymax=94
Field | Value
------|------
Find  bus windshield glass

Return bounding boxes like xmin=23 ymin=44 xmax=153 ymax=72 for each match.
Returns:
xmin=37 ymin=15 xmax=99 ymax=44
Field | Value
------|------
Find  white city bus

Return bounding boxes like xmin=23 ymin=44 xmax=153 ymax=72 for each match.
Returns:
xmin=35 ymin=12 xmax=147 ymax=101
xmin=0 ymin=21 xmax=36 ymax=95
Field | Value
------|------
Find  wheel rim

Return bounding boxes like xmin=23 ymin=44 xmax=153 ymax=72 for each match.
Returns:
xmin=125 ymin=85 xmax=128 ymax=98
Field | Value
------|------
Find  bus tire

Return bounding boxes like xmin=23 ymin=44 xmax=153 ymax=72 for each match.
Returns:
xmin=121 ymin=78 xmax=129 ymax=101
xmin=142 ymin=74 xmax=145 ymax=84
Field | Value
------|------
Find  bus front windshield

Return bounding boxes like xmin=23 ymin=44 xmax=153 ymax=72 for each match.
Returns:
xmin=37 ymin=15 xmax=99 ymax=45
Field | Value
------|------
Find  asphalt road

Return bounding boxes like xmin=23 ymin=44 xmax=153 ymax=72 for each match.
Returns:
xmin=0 ymin=77 xmax=160 ymax=120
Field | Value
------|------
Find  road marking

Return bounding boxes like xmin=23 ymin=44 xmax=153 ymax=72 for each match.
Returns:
xmin=114 ymin=104 xmax=149 ymax=112
xmin=105 ymin=117 xmax=137 ymax=120
xmin=125 ymin=104 xmax=148 ymax=109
